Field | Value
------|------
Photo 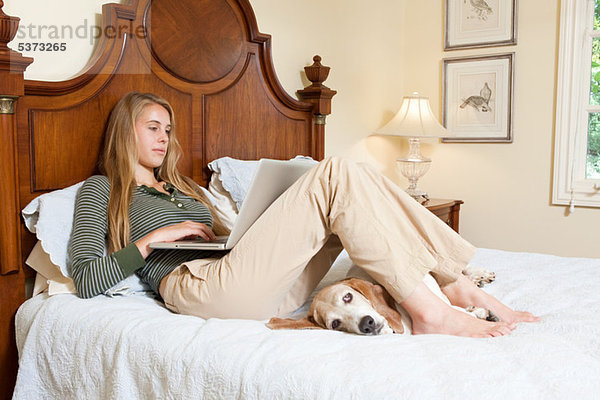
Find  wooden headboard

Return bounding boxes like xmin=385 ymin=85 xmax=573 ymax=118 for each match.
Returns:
xmin=0 ymin=0 xmax=335 ymax=395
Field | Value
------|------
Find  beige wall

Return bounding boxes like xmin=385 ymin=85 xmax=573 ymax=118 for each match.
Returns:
xmin=5 ymin=0 xmax=111 ymax=81
xmin=396 ymin=0 xmax=599 ymax=258
xmin=256 ymin=0 xmax=599 ymax=259
xmin=251 ymin=0 xmax=405 ymax=166
xmin=6 ymin=0 xmax=599 ymax=257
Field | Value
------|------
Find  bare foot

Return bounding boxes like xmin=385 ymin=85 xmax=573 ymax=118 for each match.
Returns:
xmin=401 ymin=281 xmax=514 ymax=338
xmin=442 ymin=275 xmax=541 ymax=325
xmin=411 ymin=306 xmax=514 ymax=338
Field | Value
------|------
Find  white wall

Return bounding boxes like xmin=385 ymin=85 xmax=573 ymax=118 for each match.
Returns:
xmin=6 ymin=0 xmax=599 ymax=258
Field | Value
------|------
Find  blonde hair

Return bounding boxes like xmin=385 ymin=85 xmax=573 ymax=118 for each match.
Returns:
xmin=99 ymin=92 xmax=229 ymax=253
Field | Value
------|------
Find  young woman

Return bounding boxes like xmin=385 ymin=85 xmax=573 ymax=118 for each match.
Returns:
xmin=69 ymin=92 xmax=539 ymax=338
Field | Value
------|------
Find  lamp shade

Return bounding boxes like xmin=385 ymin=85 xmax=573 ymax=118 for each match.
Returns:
xmin=377 ymin=92 xmax=451 ymax=138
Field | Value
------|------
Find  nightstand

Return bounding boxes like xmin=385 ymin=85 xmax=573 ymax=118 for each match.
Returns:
xmin=423 ymin=199 xmax=463 ymax=233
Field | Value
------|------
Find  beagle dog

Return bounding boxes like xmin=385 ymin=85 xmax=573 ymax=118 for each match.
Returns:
xmin=267 ymin=265 xmax=497 ymax=336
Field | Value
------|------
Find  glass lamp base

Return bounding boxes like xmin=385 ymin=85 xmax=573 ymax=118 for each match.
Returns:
xmin=405 ymin=187 xmax=430 ymax=202
xmin=396 ymin=155 xmax=431 ymax=203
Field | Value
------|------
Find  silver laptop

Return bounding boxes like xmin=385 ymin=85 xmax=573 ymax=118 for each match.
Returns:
xmin=149 ymin=158 xmax=315 ymax=250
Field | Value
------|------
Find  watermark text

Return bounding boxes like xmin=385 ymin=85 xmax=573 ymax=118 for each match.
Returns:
xmin=17 ymin=19 xmax=146 ymax=47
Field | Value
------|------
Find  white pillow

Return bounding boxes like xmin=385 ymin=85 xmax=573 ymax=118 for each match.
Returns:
xmin=27 ymin=241 xmax=76 ymax=297
xmin=208 ymin=155 xmax=317 ymax=211
xmin=22 ymin=181 xmax=83 ymax=278
xmin=207 ymin=157 xmax=258 ymax=211
xmin=207 ymin=174 xmax=238 ymax=230
xmin=21 ymin=179 xmax=229 ymax=297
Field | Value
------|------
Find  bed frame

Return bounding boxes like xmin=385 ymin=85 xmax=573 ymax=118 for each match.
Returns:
xmin=0 ymin=0 xmax=335 ymax=396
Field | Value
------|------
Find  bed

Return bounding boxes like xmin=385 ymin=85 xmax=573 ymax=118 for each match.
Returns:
xmin=12 ymin=249 xmax=600 ymax=399
xmin=1 ymin=0 xmax=600 ymax=398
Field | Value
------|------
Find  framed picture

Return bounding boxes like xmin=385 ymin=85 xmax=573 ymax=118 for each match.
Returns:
xmin=445 ymin=0 xmax=517 ymax=50
xmin=442 ymin=53 xmax=514 ymax=143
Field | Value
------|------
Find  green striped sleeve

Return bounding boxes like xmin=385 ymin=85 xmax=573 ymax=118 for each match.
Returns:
xmin=68 ymin=176 xmax=146 ymax=299
xmin=113 ymin=243 xmax=146 ymax=276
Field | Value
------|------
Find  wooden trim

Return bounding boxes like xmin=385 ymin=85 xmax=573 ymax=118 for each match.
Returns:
xmin=424 ymin=199 xmax=463 ymax=233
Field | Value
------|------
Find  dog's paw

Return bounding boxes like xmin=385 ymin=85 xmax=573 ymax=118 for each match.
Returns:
xmin=485 ymin=310 xmax=500 ymax=322
xmin=462 ymin=264 xmax=495 ymax=288
xmin=465 ymin=306 xmax=500 ymax=322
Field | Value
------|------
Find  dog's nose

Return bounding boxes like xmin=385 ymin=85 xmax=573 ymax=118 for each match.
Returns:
xmin=359 ymin=315 xmax=375 ymax=334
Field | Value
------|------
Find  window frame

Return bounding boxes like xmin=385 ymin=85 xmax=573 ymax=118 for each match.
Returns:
xmin=553 ymin=0 xmax=600 ymax=208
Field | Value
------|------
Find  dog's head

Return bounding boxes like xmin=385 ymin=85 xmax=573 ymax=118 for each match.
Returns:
xmin=267 ymin=278 xmax=405 ymax=335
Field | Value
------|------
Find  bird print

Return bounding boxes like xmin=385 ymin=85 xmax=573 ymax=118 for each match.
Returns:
xmin=460 ymin=82 xmax=492 ymax=112
xmin=465 ymin=0 xmax=493 ymax=20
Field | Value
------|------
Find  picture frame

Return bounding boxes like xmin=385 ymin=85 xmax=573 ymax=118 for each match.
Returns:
xmin=445 ymin=0 xmax=517 ymax=50
xmin=442 ymin=53 xmax=514 ymax=143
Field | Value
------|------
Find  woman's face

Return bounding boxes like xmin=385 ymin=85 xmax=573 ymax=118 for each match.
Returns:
xmin=134 ymin=103 xmax=171 ymax=171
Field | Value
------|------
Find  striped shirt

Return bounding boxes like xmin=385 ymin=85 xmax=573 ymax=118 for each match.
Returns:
xmin=68 ymin=175 xmax=217 ymax=298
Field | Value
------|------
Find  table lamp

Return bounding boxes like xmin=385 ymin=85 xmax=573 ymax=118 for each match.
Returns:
xmin=377 ymin=92 xmax=452 ymax=202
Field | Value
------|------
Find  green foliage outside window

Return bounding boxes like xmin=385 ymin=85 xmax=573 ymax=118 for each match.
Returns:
xmin=589 ymin=1 xmax=600 ymax=177
xmin=588 ymin=114 xmax=600 ymax=177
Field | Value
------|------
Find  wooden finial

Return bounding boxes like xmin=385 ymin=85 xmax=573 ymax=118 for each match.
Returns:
xmin=0 ymin=1 xmax=20 ymax=53
xmin=0 ymin=0 xmax=33 ymax=96
xmin=0 ymin=1 xmax=7 ymax=18
xmin=297 ymin=55 xmax=337 ymax=117
xmin=303 ymin=55 xmax=331 ymax=88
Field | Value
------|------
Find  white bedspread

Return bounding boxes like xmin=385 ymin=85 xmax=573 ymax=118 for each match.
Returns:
xmin=13 ymin=248 xmax=600 ymax=399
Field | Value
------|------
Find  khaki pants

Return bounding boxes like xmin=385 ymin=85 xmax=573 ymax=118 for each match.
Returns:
xmin=160 ymin=157 xmax=476 ymax=320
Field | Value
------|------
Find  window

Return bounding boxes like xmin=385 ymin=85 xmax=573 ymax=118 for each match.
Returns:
xmin=553 ymin=0 xmax=600 ymax=208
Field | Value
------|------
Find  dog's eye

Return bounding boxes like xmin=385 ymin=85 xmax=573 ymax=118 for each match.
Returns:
xmin=343 ymin=293 xmax=353 ymax=303
xmin=331 ymin=319 xmax=341 ymax=330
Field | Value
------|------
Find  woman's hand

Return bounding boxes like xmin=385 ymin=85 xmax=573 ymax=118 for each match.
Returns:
xmin=135 ymin=221 xmax=216 ymax=258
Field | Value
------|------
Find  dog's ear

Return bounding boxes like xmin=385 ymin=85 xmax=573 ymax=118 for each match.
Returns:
xmin=344 ymin=278 xmax=405 ymax=334
xmin=343 ymin=278 xmax=378 ymax=299
xmin=266 ymin=316 xmax=324 ymax=330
